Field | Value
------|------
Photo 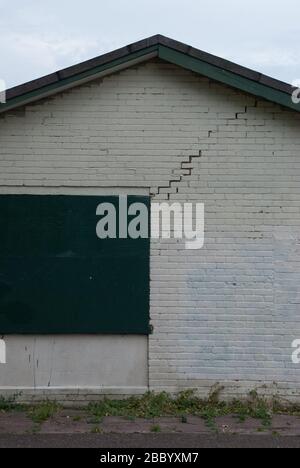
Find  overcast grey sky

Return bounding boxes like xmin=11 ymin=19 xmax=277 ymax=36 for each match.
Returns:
xmin=0 ymin=0 xmax=299 ymax=89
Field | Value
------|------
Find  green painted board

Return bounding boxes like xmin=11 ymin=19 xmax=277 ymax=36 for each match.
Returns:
xmin=0 ymin=195 xmax=150 ymax=334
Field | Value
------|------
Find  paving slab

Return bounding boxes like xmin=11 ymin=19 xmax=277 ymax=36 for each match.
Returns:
xmin=0 ymin=411 xmax=33 ymax=434
xmin=1 ymin=409 xmax=300 ymax=438
xmin=39 ymin=410 xmax=91 ymax=434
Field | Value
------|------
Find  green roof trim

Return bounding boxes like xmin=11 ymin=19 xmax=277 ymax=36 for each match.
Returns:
xmin=0 ymin=35 xmax=299 ymax=114
xmin=0 ymin=45 xmax=157 ymax=113
xmin=158 ymin=45 xmax=299 ymax=112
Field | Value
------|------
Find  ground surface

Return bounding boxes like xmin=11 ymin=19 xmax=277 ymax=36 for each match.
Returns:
xmin=0 ymin=433 xmax=300 ymax=448
xmin=1 ymin=409 xmax=300 ymax=447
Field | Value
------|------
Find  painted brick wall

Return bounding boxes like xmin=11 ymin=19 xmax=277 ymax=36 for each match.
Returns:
xmin=1 ymin=59 xmax=300 ymax=400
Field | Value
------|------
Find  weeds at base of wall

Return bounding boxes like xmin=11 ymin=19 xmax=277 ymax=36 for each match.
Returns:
xmin=27 ymin=401 xmax=62 ymax=424
xmin=0 ymin=393 xmax=22 ymax=411
xmin=1 ymin=389 xmax=300 ymax=429
xmin=0 ymin=394 xmax=61 ymax=423
xmin=86 ymin=389 xmax=297 ymax=429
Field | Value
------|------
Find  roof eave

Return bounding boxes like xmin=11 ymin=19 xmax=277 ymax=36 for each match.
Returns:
xmin=0 ymin=35 xmax=299 ymax=114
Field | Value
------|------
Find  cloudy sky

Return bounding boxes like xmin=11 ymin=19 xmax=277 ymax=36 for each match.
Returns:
xmin=0 ymin=0 xmax=299 ymax=89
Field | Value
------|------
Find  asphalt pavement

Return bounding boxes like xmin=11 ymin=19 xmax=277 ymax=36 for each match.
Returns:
xmin=0 ymin=433 xmax=299 ymax=448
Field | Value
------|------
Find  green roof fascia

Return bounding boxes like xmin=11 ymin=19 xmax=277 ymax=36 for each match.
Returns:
xmin=0 ymin=45 xmax=158 ymax=113
xmin=158 ymin=45 xmax=300 ymax=112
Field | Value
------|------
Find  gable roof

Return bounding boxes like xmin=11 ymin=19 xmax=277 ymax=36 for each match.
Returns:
xmin=1 ymin=35 xmax=299 ymax=114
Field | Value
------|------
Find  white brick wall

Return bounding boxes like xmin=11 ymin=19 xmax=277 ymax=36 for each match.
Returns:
xmin=1 ymin=59 xmax=300 ymax=400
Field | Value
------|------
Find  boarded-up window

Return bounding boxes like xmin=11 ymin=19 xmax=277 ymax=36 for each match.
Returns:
xmin=0 ymin=195 xmax=150 ymax=334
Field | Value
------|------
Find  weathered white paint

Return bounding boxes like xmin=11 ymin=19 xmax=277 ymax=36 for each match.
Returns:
xmin=0 ymin=339 xmax=6 ymax=364
xmin=0 ymin=336 xmax=148 ymax=400
xmin=1 ymin=59 xmax=300 ymax=401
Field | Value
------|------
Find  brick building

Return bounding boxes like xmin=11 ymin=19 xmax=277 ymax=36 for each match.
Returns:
xmin=0 ymin=36 xmax=300 ymax=403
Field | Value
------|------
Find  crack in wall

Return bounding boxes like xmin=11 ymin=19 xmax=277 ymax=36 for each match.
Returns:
xmin=156 ymin=150 xmax=202 ymax=200
xmin=154 ymin=128 xmax=216 ymax=200
xmin=152 ymin=104 xmax=250 ymax=200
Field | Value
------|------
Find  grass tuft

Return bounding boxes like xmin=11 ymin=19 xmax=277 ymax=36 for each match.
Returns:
xmin=0 ymin=395 xmax=18 ymax=411
xmin=28 ymin=401 xmax=61 ymax=423
xmin=150 ymin=424 xmax=161 ymax=433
